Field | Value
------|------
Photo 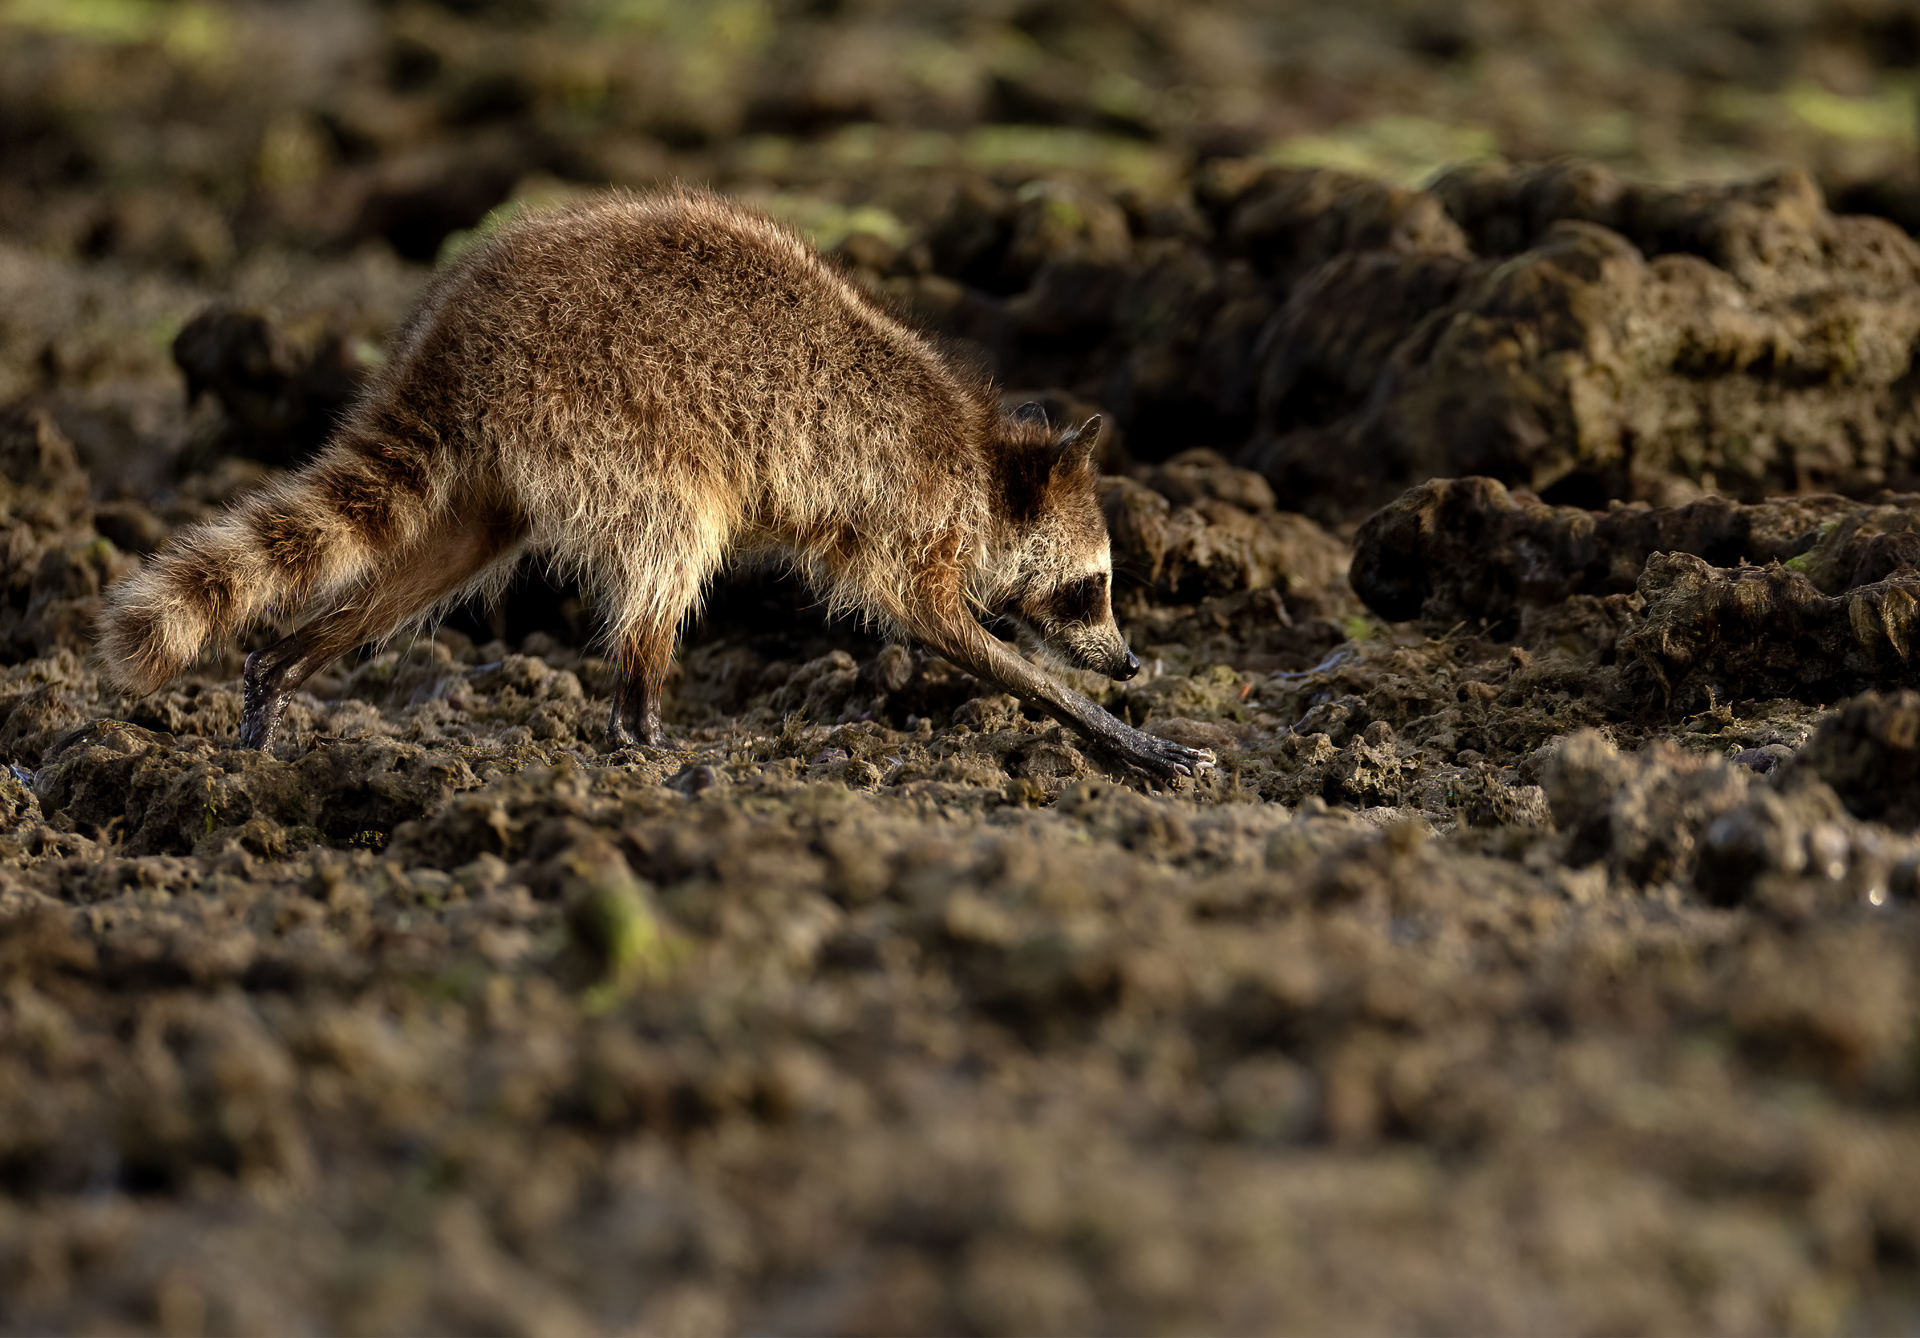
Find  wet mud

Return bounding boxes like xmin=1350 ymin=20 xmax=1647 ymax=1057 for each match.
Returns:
xmin=7 ymin=1 xmax=1920 ymax=1334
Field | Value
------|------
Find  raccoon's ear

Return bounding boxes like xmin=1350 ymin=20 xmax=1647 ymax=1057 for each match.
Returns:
xmin=1049 ymin=415 xmax=1103 ymax=474
xmin=1012 ymin=400 xmax=1049 ymax=427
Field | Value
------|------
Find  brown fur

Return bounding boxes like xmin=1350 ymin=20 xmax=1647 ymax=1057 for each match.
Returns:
xmin=97 ymin=189 xmax=1212 ymax=778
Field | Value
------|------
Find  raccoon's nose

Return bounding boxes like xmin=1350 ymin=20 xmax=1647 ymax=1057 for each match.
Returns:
xmin=1113 ymin=649 xmax=1140 ymax=681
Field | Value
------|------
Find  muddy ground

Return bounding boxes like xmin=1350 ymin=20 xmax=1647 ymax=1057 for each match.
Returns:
xmin=6 ymin=1 xmax=1920 ymax=1334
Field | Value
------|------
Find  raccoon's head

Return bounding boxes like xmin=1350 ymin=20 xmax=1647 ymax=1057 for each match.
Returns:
xmin=996 ymin=402 xmax=1140 ymax=682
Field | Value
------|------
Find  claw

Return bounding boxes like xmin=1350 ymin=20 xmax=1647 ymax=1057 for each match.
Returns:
xmin=1114 ymin=729 xmax=1216 ymax=781
xmin=1150 ymin=737 xmax=1215 ymax=780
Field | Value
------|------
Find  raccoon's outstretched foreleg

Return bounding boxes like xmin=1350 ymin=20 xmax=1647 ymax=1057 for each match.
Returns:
xmin=944 ymin=625 xmax=1213 ymax=780
xmin=905 ymin=588 xmax=1214 ymax=782
xmin=240 ymin=509 xmax=524 ymax=750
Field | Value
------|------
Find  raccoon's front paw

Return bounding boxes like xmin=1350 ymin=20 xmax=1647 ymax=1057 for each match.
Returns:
xmin=1114 ymin=727 xmax=1214 ymax=780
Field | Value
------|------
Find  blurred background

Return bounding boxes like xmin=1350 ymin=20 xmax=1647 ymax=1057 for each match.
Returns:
xmin=2 ymin=0 xmax=1915 ymax=263
xmin=0 ymin=0 xmax=1913 ymax=394
xmin=5 ymin=0 xmax=1918 ymax=486
xmin=5 ymin=0 xmax=1917 ymax=272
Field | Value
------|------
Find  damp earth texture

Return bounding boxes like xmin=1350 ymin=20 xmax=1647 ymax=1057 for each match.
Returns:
xmin=6 ymin=1 xmax=1920 ymax=1334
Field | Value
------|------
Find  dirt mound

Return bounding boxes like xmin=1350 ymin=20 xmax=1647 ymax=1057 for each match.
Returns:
xmin=1787 ymin=689 xmax=1920 ymax=831
xmin=1619 ymin=554 xmax=1920 ymax=709
xmin=1347 ymin=474 xmax=1920 ymax=630
xmin=1103 ymin=449 xmax=1348 ymax=602
xmin=1246 ymin=171 xmax=1920 ymax=515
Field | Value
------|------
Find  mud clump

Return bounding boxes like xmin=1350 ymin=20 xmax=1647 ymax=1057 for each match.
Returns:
xmin=1543 ymin=728 xmax=1910 ymax=912
xmin=1790 ymin=690 xmax=1920 ymax=831
xmin=1352 ymin=480 xmax=1920 ymax=716
xmin=1244 ymin=166 xmax=1920 ymax=516
xmin=0 ymin=410 xmax=135 ymax=662
xmin=1545 ymin=729 xmax=1756 ymax=887
xmin=30 ymin=718 xmax=482 ymax=855
xmin=1620 ymin=552 xmax=1920 ymax=710
xmin=1350 ymin=475 xmax=1865 ymax=626
xmin=1103 ymin=449 xmax=1346 ymax=602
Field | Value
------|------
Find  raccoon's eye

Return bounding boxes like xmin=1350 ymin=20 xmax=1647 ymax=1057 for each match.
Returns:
xmin=1052 ymin=575 xmax=1106 ymax=622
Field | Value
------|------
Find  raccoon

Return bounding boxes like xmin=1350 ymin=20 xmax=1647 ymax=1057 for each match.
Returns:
xmin=97 ymin=190 xmax=1213 ymax=780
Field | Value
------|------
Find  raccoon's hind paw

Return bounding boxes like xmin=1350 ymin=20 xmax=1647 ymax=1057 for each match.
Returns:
xmin=606 ymin=699 xmax=664 ymax=750
xmin=239 ymin=648 xmax=289 ymax=752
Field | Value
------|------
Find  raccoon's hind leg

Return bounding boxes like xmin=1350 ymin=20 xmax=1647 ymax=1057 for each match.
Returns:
xmin=600 ymin=516 xmax=728 ymax=751
xmin=241 ymin=508 xmax=524 ymax=750
xmin=607 ymin=617 xmax=678 ymax=748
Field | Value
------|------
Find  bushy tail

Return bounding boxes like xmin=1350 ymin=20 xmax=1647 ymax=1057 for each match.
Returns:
xmin=96 ymin=436 xmax=436 ymax=695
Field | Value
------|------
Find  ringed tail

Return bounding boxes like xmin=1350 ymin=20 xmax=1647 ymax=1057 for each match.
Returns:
xmin=95 ymin=430 xmax=437 ymax=696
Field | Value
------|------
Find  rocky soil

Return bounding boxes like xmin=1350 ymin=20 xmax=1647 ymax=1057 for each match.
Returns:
xmin=6 ymin=1 xmax=1920 ymax=1334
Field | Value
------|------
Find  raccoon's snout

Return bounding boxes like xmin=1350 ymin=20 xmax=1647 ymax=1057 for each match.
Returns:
xmin=1113 ymin=649 xmax=1140 ymax=681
